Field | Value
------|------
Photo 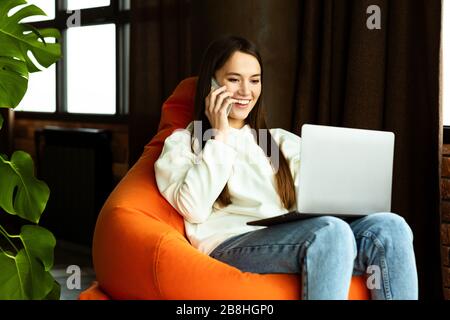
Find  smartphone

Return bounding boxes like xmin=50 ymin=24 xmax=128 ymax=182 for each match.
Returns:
xmin=211 ymin=77 xmax=221 ymax=91
xmin=211 ymin=77 xmax=232 ymax=116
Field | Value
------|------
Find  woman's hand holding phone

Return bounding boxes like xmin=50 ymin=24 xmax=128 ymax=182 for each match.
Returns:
xmin=205 ymin=78 xmax=237 ymax=142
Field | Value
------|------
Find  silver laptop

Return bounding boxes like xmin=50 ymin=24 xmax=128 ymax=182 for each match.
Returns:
xmin=247 ymin=124 xmax=395 ymax=226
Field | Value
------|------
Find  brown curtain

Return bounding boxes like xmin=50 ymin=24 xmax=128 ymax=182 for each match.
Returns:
xmin=292 ymin=0 xmax=443 ymax=299
xmin=129 ymin=0 xmax=192 ymax=165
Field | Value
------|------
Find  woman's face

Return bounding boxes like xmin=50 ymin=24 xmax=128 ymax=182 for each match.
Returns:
xmin=214 ymin=51 xmax=262 ymax=128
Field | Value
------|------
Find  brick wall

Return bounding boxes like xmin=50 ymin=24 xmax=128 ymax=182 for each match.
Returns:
xmin=12 ymin=118 xmax=129 ymax=184
xmin=441 ymin=145 xmax=450 ymax=299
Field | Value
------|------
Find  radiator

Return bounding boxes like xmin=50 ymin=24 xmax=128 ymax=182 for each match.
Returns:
xmin=36 ymin=126 xmax=113 ymax=246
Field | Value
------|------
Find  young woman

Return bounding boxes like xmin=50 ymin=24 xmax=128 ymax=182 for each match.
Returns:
xmin=154 ymin=35 xmax=418 ymax=300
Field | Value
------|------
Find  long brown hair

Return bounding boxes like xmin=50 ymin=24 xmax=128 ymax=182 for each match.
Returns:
xmin=189 ymin=35 xmax=296 ymax=210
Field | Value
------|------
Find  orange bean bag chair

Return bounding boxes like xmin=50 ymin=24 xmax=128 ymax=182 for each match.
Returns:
xmin=79 ymin=77 xmax=370 ymax=300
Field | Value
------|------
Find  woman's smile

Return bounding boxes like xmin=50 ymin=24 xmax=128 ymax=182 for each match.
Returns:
xmin=233 ymin=99 xmax=251 ymax=108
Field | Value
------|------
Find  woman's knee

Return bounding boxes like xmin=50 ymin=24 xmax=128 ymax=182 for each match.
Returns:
xmin=365 ymin=212 xmax=414 ymax=243
xmin=310 ymin=216 xmax=357 ymax=258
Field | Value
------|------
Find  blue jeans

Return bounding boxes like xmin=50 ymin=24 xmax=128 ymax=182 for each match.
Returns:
xmin=209 ymin=212 xmax=418 ymax=300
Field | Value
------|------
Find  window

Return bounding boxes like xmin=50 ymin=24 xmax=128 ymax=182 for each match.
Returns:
xmin=66 ymin=24 xmax=116 ymax=114
xmin=15 ymin=65 xmax=57 ymax=113
xmin=15 ymin=0 xmax=130 ymax=117
xmin=67 ymin=0 xmax=111 ymax=11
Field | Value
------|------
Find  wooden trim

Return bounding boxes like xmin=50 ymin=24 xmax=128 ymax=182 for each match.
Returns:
xmin=14 ymin=111 xmax=128 ymax=124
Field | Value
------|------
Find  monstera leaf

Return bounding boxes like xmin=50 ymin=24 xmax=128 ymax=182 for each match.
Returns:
xmin=0 ymin=0 xmax=62 ymax=300
xmin=0 ymin=152 xmax=58 ymax=300
xmin=0 ymin=225 xmax=59 ymax=300
xmin=0 ymin=151 xmax=50 ymax=223
xmin=0 ymin=57 xmax=29 ymax=108
xmin=0 ymin=0 xmax=61 ymax=108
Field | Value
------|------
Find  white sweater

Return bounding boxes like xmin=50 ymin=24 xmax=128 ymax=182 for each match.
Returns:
xmin=154 ymin=121 xmax=301 ymax=255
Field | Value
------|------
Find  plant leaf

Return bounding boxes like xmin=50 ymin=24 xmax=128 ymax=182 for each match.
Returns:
xmin=0 ymin=251 xmax=25 ymax=299
xmin=0 ymin=112 xmax=3 ymax=129
xmin=0 ymin=0 xmax=61 ymax=70
xmin=0 ymin=249 xmax=55 ymax=299
xmin=0 ymin=151 xmax=50 ymax=223
xmin=0 ymin=0 xmax=61 ymax=108
xmin=44 ymin=280 xmax=60 ymax=300
xmin=0 ymin=57 xmax=28 ymax=108
xmin=20 ymin=225 xmax=56 ymax=271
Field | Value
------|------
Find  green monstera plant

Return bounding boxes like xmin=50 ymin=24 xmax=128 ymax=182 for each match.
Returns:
xmin=0 ymin=0 xmax=62 ymax=299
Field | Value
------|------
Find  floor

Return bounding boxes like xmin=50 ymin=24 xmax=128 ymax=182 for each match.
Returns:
xmin=50 ymin=239 xmax=96 ymax=300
